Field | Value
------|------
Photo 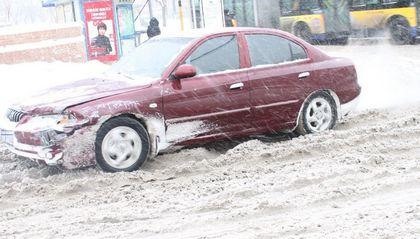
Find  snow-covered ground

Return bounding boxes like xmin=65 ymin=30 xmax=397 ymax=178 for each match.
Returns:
xmin=1 ymin=43 xmax=420 ymax=238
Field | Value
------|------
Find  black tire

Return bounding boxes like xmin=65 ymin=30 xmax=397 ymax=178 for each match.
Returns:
xmin=336 ymin=36 xmax=349 ymax=45
xmin=295 ymin=91 xmax=338 ymax=135
xmin=388 ymin=17 xmax=411 ymax=45
xmin=95 ymin=116 xmax=150 ymax=172
xmin=294 ymin=24 xmax=313 ymax=44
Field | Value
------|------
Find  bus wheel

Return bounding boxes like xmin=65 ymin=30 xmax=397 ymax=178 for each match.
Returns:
xmin=294 ymin=24 xmax=313 ymax=44
xmin=334 ymin=37 xmax=349 ymax=45
xmin=338 ymin=37 xmax=349 ymax=46
xmin=388 ymin=17 xmax=410 ymax=45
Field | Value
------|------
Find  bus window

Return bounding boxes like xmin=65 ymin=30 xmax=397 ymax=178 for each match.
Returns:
xmin=351 ymin=0 xmax=366 ymax=10
xmin=366 ymin=0 xmax=380 ymax=9
xmin=300 ymin=0 xmax=321 ymax=14
xmin=393 ymin=0 xmax=411 ymax=7
xmin=279 ymin=0 xmax=299 ymax=16
xmin=352 ymin=0 xmax=366 ymax=6
xmin=382 ymin=0 xmax=398 ymax=4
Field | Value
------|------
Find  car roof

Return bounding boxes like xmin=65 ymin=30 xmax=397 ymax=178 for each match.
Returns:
xmin=157 ymin=27 xmax=285 ymax=39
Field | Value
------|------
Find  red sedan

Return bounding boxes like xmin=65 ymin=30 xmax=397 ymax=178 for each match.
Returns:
xmin=0 ymin=28 xmax=360 ymax=172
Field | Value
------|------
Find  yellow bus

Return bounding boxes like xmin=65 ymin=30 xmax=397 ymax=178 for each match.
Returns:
xmin=279 ymin=0 xmax=352 ymax=44
xmin=350 ymin=0 xmax=420 ymax=44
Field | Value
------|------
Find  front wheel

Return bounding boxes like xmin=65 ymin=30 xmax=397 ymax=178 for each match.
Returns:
xmin=295 ymin=92 xmax=338 ymax=135
xmin=95 ymin=117 xmax=150 ymax=172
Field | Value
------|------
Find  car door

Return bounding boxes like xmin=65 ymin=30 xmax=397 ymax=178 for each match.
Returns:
xmin=245 ymin=33 xmax=311 ymax=133
xmin=162 ymin=34 xmax=252 ymax=143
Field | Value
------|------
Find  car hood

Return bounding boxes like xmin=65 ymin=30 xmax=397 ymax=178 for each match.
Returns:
xmin=13 ymin=76 xmax=153 ymax=115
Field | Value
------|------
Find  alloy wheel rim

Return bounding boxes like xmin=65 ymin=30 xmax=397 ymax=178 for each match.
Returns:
xmin=101 ymin=126 xmax=142 ymax=169
xmin=305 ymin=97 xmax=333 ymax=132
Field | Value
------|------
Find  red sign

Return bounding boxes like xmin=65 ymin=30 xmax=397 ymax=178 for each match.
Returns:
xmin=83 ymin=0 xmax=118 ymax=62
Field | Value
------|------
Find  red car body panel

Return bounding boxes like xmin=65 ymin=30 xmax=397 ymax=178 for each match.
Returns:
xmin=0 ymin=28 xmax=361 ymax=169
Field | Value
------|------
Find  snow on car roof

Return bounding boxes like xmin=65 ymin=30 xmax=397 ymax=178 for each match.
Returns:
xmin=157 ymin=27 xmax=280 ymax=39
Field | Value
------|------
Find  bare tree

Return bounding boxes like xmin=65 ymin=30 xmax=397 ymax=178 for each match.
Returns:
xmin=0 ymin=0 xmax=13 ymax=24
xmin=0 ymin=0 xmax=56 ymax=25
xmin=156 ymin=0 xmax=168 ymax=27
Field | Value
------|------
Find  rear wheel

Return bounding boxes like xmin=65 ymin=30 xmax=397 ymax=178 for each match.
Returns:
xmin=95 ymin=117 xmax=150 ymax=172
xmin=388 ymin=17 xmax=411 ymax=45
xmin=296 ymin=92 xmax=337 ymax=135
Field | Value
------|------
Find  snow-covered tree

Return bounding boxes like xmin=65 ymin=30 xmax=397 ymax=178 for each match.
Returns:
xmin=0 ymin=0 xmax=55 ymax=25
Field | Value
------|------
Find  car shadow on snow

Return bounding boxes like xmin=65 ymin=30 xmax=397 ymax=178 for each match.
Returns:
xmin=182 ymin=131 xmax=296 ymax=153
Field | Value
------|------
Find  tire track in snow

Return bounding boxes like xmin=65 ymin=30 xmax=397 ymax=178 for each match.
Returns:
xmin=0 ymin=105 xmax=420 ymax=238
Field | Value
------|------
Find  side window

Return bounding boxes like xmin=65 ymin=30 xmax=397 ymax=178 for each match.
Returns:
xmin=290 ymin=41 xmax=307 ymax=60
xmin=245 ymin=34 xmax=307 ymax=67
xmin=185 ymin=35 xmax=240 ymax=75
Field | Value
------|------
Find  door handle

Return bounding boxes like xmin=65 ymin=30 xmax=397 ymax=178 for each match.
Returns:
xmin=229 ymin=82 xmax=244 ymax=90
xmin=298 ymin=72 xmax=310 ymax=79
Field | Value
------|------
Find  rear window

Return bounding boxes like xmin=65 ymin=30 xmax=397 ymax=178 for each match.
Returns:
xmin=245 ymin=34 xmax=307 ymax=67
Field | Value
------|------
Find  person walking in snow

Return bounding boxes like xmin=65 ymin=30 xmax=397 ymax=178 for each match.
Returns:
xmin=147 ymin=17 xmax=161 ymax=39
xmin=224 ymin=9 xmax=237 ymax=27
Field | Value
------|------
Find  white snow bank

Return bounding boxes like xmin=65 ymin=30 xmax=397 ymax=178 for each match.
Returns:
xmin=0 ymin=61 xmax=109 ymax=116
xmin=0 ymin=36 xmax=84 ymax=53
xmin=0 ymin=22 xmax=83 ymax=36
xmin=321 ymin=44 xmax=420 ymax=110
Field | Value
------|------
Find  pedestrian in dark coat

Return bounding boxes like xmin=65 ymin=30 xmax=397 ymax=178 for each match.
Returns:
xmin=91 ymin=22 xmax=112 ymax=55
xmin=147 ymin=17 xmax=161 ymax=38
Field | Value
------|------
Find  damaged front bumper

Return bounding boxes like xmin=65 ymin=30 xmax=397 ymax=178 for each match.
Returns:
xmin=0 ymin=115 xmax=96 ymax=169
xmin=0 ymin=128 xmax=65 ymax=165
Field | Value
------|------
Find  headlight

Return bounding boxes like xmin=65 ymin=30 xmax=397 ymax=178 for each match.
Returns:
xmin=53 ymin=114 xmax=89 ymax=133
xmin=16 ymin=114 xmax=88 ymax=133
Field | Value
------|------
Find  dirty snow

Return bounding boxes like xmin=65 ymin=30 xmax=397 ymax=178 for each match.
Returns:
xmin=165 ymin=120 xmax=215 ymax=143
xmin=0 ymin=43 xmax=420 ymax=238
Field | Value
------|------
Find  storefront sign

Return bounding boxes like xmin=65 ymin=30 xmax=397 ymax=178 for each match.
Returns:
xmin=117 ymin=4 xmax=135 ymax=39
xmin=83 ymin=0 xmax=118 ymax=61
xmin=42 ymin=0 xmax=73 ymax=7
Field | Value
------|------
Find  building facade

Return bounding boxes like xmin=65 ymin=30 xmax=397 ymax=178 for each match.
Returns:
xmin=222 ymin=0 xmax=281 ymax=28
xmin=42 ymin=0 xmax=282 ymax=33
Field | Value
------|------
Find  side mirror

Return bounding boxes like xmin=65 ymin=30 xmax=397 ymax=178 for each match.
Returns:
xmin=173 ymin=64 xmax=197 ymax=79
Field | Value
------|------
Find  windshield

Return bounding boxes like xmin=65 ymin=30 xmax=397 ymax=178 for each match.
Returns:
xmin=107 ymin=37 xmax=195 ymax=81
